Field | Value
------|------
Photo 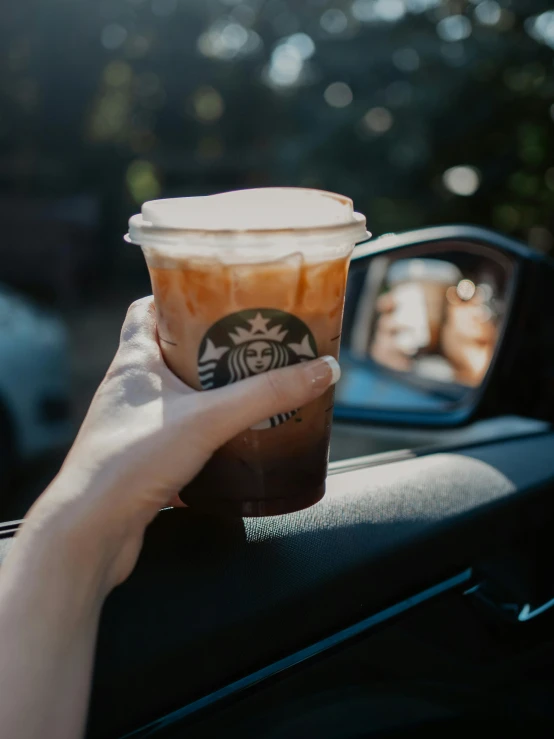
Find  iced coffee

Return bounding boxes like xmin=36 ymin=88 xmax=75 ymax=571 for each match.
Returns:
xmin=127 ymin=188 xmax=367 ymax=516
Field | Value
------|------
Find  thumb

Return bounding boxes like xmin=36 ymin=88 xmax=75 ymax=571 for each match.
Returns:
xmin=195 ymin=356 xmax=341 ymax=449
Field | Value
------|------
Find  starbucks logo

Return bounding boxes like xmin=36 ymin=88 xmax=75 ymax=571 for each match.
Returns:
xmin=198 ymin=308 xmax=318 ymax=429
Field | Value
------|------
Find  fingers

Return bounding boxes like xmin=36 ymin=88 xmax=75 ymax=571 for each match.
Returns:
xmin=120 ymin=297 xmax=157 ymax=346
xmin=167 ymin=494 xmax=187 ymax=509
xmin=377 ymin=313 xmax=402 ymax=337
xmin=376 ymin=292 xmax=395 ymax=313
xmin=110 ymin=297 xmax=164 ymax=372
xmin=194 ymin=356 xmax=341 ymax=449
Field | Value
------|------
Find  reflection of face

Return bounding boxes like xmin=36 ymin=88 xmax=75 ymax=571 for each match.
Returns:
xmin=245 ymin=341 xmax=273 ymax=374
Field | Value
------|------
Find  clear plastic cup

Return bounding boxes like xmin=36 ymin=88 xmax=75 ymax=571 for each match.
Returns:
xmin=127 ymin=188 xmax=368 ymax=516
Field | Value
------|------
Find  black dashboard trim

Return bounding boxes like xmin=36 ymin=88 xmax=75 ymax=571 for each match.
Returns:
xmin=122 ymin=569 xmax=473 ymax=738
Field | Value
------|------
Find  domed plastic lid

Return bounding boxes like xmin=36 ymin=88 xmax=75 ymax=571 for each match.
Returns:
xmin=126 ymin=188 xmax=369 ymax=252
xmin=389 ymin=258 xmax=462 ymax=285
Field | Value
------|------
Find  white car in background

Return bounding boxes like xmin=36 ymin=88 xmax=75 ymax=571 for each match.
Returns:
xmin=0 ymin=285 xmax=73 ymax=487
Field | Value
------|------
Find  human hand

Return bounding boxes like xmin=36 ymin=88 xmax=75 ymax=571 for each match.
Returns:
xmin=441 ymin=289 xmax=497 ymax=386
xmin=370 ymin=292 xmax=414 ymax=372
xmin=24 ymin=297 xmax=340 ymax=595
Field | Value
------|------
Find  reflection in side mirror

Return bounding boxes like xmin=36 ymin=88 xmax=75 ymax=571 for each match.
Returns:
xmin=360 ymin=254 xmax=507 ymax=388
xmin=337 ymin=238 xmax=515 ymax=417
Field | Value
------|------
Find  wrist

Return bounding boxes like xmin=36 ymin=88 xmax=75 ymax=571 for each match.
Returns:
xmin=1 ymin=525 xmax=108 ymax=632
xmin=21 ymin=471 xmax=147 ymax=598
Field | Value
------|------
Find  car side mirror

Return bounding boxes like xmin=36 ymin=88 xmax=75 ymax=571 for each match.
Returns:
xmin=336 ymin=225 xmax=554 ymax=427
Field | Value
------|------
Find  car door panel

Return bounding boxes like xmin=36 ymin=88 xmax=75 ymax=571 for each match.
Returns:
xmin=87 ymin=434 xmax=554 ymax=736
xmin=1 ymin=433 xmax=553 ymax=738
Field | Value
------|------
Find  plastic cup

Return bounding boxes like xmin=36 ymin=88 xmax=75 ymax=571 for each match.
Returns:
xmin=127 ymin=188 xmax=368 ymax=516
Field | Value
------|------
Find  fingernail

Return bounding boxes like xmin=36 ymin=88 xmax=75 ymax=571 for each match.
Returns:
xmin=306 ymin=355 xmax=341 ymax=392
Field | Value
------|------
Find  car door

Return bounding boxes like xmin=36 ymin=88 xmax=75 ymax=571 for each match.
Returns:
xmin=2 ymin=427 xmax=554 ymax=738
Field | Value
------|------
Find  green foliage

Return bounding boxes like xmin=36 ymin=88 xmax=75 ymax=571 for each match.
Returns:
xmin=0 ymin=0 xmax=553 ymax=252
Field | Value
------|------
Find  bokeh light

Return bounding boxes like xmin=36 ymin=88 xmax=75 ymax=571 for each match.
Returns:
xmin=374 ymin=0 xmax=406 ymax=22
xmin=324 ymin=82 xmax=353 ymax=108
xmin=350 ymin=0 xmax=407 ymax=23
xmin=350 ymin=0 xmax=377 ymax=23
xmin=197 ymin=20 xmax=261 ymax=61
xmin=404 ymin=0 xmax=441 ymax=11
xmin=442 ymin=166 xmax=481 ymax=196
xmin=456 ymin=279 xmax=476 ymax=301
xmin=192 ymin=87 xmax=225 ymax=123
xmin=264 ymin=32 xmax=316 ymax=88
xmin=436 ymin=16 xmax=472 ymax=42
xmin=473 ymin=1 xmax=502 ymax=27
xmin=363 ymin=107 xmax=394 ymax=133
xmin=265 ymin=33 xmax=315 ymax=87
xmin=101 ymin=23 xmax=128 ymax=50
xmin=126 ymin=160 xmax=161 ymax=203
xmin=266 ymin=44 xmax=303 ymax=87
xmin=526 ymin=11 xmax=554 ymax=50
xmin=320 ymin=8 xmax=348 ymax=34
xmin=284 ymin=33 xmax=316 ymax=60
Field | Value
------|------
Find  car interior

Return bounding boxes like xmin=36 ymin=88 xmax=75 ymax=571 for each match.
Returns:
xmin=3 ymin=427 xmax=554 ymax=738
xmin=2 ymin=225 xmax=554 ymax=738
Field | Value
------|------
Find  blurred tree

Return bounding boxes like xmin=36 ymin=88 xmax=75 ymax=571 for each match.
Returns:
xmin=0 ymin=0 xmax=553 ymax=289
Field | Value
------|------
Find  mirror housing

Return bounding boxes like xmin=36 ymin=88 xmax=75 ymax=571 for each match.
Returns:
xmin=335 ymin=225 xmax=554 ymax=428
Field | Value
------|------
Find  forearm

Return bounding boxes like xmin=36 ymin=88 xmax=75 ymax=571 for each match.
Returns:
xmin=0 ymin=297 xmax=340 ymax=739
xmin=0 ymin=513 xmax=108 ymax=739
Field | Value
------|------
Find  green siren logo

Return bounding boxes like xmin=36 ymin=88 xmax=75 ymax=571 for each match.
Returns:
xmin=198 ymin=309 xmax=318 ymax=429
